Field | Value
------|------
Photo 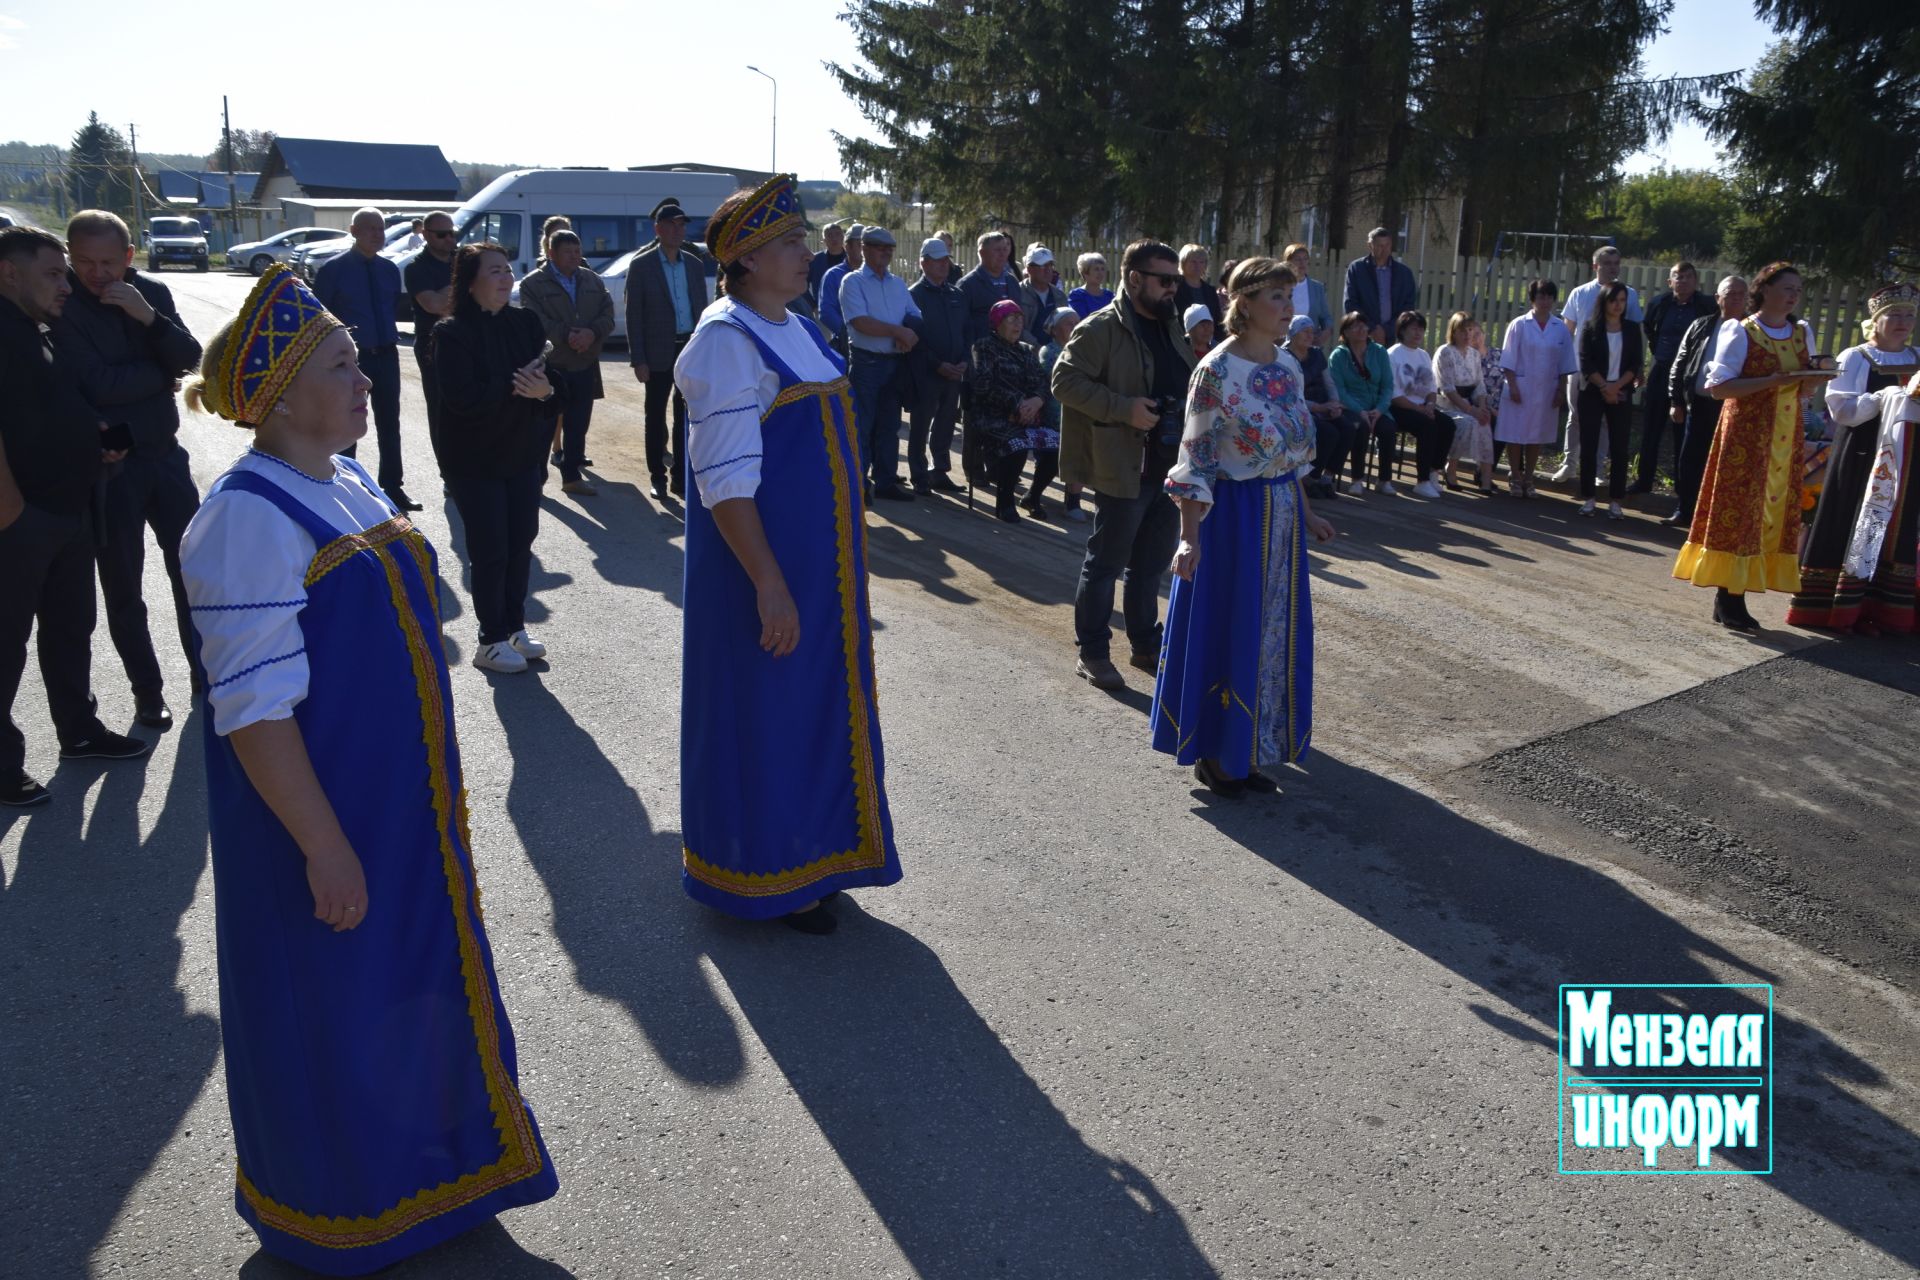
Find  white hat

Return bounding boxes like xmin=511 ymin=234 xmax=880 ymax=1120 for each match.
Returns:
xmin=919 ymin=237 xmax=950 ymax=260
xmin=1183 ymin=304 xmax=1214 ymax=333
xmin=1024 ymin=245 xmax=1055 ymax=267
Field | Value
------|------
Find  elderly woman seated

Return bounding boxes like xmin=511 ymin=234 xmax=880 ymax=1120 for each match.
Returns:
xmin=969 ymin=298 xmax=1058 ymax=522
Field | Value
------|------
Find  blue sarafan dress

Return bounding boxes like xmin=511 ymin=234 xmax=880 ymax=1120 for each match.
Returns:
xmin=674 ymin=298 xmax=903 ymax=916
xmin=1152 ymin=346 xmax=1318 ymax=775
xmin=180 ymin=452 xmax=557 ymax=1277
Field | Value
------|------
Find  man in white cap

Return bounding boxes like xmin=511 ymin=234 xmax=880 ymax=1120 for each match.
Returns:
xmin=840 ymin=225 xmax=920 ymax=500
xmin=906 ymin=236 xmax=968 ymax=493
xmin=1019 ymin=244 xmax=1069 ymax=345
xmin=819 ymin=223 xmax=865 ymax=354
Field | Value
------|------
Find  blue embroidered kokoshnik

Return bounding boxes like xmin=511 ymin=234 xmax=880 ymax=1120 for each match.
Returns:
xmin=197 ymin=458 xmax=556 ymax=1276
xmin=1151 ymin=471 xmax=1315 ymax=775
xmin=679 ymin=313 xmax=904 ymax=916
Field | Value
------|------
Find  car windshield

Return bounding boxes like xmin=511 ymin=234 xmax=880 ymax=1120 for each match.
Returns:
xmin=151 ymin=220 xmax=199 ymax=236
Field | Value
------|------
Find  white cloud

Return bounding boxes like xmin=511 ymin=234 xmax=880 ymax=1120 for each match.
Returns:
xmin=0 ymin=13 xmax=25 ymax=49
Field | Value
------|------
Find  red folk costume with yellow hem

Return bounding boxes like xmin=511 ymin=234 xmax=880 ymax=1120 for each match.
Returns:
xmin=1674 ymin=317 xmax=1811 ymax=595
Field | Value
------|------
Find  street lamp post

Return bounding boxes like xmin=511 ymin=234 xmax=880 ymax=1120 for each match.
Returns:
xmin=746 ymin=65 xmax=778 ymax=174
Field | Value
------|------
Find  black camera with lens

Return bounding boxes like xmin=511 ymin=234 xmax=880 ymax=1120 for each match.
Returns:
xmin=1150 ymin=397 xmax=1184 ymax=450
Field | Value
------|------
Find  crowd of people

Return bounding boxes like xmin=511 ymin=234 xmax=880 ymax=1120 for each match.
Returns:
xmin=1 ymin=182 xmax=1916 ymax=1272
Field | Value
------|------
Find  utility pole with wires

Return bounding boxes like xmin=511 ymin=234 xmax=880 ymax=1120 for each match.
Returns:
xmin=128 ymin=122 xmax=144 ymax=231
xmin=223 ymin=96 xmax=238 ymax=236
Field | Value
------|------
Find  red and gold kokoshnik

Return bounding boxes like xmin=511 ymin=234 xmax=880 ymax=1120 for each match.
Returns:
xmin=204 ymin=263 xmax=345 ymax=424
xmin=707 ymin=173 xmax=805 ymax=267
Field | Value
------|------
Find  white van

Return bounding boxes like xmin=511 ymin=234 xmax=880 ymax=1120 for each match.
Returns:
xmin=435 ymin=168 xmax=742 ymax=279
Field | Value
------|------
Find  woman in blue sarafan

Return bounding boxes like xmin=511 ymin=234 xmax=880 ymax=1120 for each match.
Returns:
xmin=1153 ymin=258 xmax=1337 ymax=797
xmin=672 ymin=175 xmax=903 ymax=936
xmin=177 ymin=266 xmax=557 ymax=1275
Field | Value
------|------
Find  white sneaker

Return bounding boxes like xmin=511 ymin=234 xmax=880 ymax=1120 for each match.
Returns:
xmin=1378 ymin=481 xmax=1398 ymax=496
xmin=472 ymin=641 xmax=529 ymax=674
xmin=1413 ymin=480 xmax=1442 ymax=498
xmin=1549 ymin=464 xmax=1574 ymax=483
xmin=1346 ymin=480 xmax=1367 ymax=497
xmin=1578 ymin=499 xmax=1597 ymax=517
xmin=1607 ymin=503 xmax=1625 ymax=521
xmin=509 ymin=629 xmax=547 ymax=659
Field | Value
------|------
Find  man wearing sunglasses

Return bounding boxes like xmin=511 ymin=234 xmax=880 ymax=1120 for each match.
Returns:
xmin=1052 ymin=239 xmax=1195 ymax=691
xmin=404 ymin=210 xmax=458 ymax=457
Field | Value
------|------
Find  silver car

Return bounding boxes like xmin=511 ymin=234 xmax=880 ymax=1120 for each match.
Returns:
xmin=226 ymin=227 xmax=339 ymax=276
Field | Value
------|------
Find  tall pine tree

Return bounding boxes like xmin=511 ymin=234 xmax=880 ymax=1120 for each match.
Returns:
xmin=68 ymin=111 xmax=134 ymax=216
xmin=1705 ymin=0 xmax=1918 ymax=277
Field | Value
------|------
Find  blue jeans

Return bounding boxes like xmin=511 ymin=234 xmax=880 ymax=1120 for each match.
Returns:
xmin=849 ymin=350 xmax=905 ymax=487
xmin=1073 ymin=482 xmax=1181 ymax=660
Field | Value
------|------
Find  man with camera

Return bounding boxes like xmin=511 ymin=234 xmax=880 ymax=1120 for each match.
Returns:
xmin=1052 ymin=239 xmax=1195 ymax=691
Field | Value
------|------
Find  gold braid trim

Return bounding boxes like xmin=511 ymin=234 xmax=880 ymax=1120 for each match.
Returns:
xmin=304 ymin=517 xmax=414 ymax=586
xmin=237 ymin=534 xmax=544 ymax=1249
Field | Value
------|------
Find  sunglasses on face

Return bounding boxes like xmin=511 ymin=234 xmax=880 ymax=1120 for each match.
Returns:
xmin=1138 ymin=270 xmax=1181 ymax=286
xmin=428 ymin=230 xmax=455 ymax=239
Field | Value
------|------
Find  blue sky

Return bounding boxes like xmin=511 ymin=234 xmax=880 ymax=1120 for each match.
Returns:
xmin=0 ymin=0 xmax=1775 ymax=185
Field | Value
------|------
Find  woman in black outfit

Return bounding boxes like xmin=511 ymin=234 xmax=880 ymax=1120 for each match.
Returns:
xmin=969 ymin=298 xmax=1058 ymax=522
xmin=430 ymin=241 xmax=561 ymax=673
xmin=1576 ymin=280 xmax=1644 ymax=519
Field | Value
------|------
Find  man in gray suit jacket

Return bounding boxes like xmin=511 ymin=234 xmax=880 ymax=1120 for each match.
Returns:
xmin=627 ymin=200 xmax=710 ymax=499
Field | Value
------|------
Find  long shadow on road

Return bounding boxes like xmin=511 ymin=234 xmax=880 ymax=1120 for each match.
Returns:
xmin=0 ymin=719 xmax=220 ymax=1277
xmin=703 ymin=904 xmax=1221 ymax=1280
xmin=1197 ymin=749 xmax=1920 ymax=1268
xmin=492 ymin=677 xmax=1216 ymax=1279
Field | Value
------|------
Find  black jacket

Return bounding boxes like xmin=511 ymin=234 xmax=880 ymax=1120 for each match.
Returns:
xmin=1641 ymin=288 xmax=1718 ymax=371
xmin=1 ymin=293 xmax=103 ymax=515
xmin=907 ymin=275 xmax=968 ymax=399
xmin=428 ymin=306 xmax=563 ymax=480
xmin=1577 ymin=319 xmax=1645 ymax=386
xmin=51 ymin=268 xmax=201 ymax=453
xmin=1667 ymin=312 xmax=1723 ymax=405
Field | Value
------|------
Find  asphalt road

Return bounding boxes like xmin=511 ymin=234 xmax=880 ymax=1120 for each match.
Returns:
xmin=3 ymin=268 xmax=1916 ymax=1279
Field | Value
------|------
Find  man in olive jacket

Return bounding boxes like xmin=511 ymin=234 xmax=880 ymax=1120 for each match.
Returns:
xmin=1051 ymin=239 xmax=1193 ymax=691
xmin=519 ymin=229 xmax=614 ymax=494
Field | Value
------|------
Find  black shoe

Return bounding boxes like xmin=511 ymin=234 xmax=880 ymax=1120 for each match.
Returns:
xmin=551 ymin=449 xmax=565 ymax=467
xmin=1020 ymin=498 xmax=1050 ymax=519
xmin=1242 ymin=769 xmax=1280 ymax=794
xmin=927 ymin=474 xmax=964 ymax=494
xmin=1712 ymin=589 xmax=1759 ymax=633
xmin=649 ymin=477 xmax=669 ymax=500
xmin=579 ymin=456 xmax=594 ymax=469
xmin=1627 ymin=478 xmax=1655 ymax=495
xmin=1194 ymin=758 xmax=1246 ymax=797
xmin=1 ymin=774 xmax=51 ymax=807
xmin=997 ymin=504 xmax=1022 ymax=523
xmin=1127 ymin=650 xmax=1158 ymax=674
xmin=669 ymin=477 xmax=686 ymax=498
xmin=59 ymin=731 xmax=152 ymax=761
xmin=781 ymin=905 xmax=839 ymax=935
xmin=872 ymin=485 xmax=916 ymax=502
xmin=388 ymin=486 xmax=424 ymax=513
xmin=134 ymin=692 xmax=173 ymax=731
xmin=1663 ymin=507 xmax=1692 ymax=528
